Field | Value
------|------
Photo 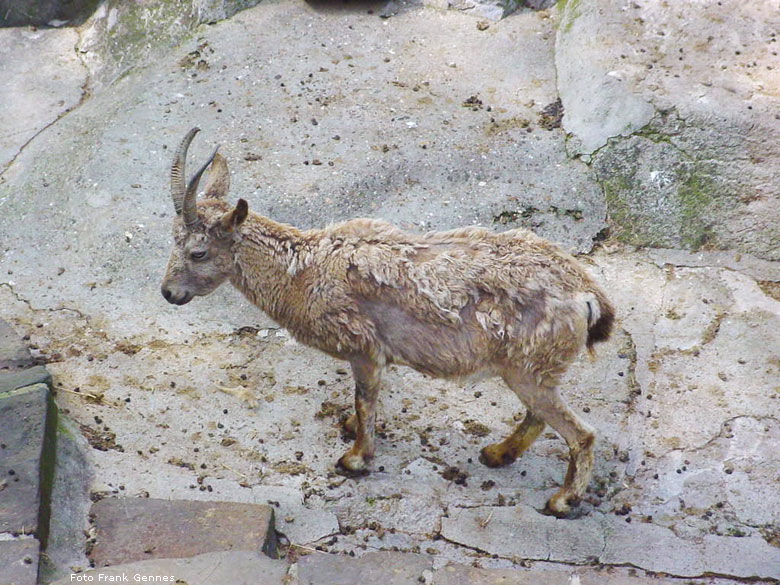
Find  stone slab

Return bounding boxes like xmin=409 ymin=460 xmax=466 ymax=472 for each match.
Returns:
xmin=0 ymin=320 xmax=33 ymax=371
xmin=0 ymin=537 xmax=40 ymax=585
xmin=434 ymin=563 xmax=682 ymax=585
xmin=37 ymin=416 xmax=93 ymax=583
xmin=0 ymin=366 xmax=51 ymax=395
xmin=440 ymin=504 xmax=604 ymax=564
xmin=602 ymin=525 xmax=780 ymax=581
xmin=0 ymin=384 xmax=53 ymax=537
xmin=243 ymin=484 xmax=340 ymax=546
xmin=441 ymin=504 xmax=780 ymax=580
xmin=50 ymin=550 xmax=288 ymax=585
xmin=89 ymin=498 xmax=277 ymax=567
xmin=297 ymin=551 xmax=433 ymax=585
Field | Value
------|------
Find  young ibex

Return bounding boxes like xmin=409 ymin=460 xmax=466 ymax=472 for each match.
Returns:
xmin=161 ymin=128 xmax=615 ymax=517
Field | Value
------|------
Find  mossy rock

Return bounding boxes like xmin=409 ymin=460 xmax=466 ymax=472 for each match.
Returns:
xmin=594 ymin=135 xmax=719 ymax=250
xmin=592 ymin=111 xmax=778 ymax=257
xmin=77 ymin=0 xmax=263 ymax=88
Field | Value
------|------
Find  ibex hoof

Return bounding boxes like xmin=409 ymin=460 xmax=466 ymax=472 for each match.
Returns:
xmin=542 ymin=491 xmax=581 ymax=519
xmin=479 ymin=444 xmax=516 ymax=468
xmin=336 ymin=451 xmax=371 ymax=477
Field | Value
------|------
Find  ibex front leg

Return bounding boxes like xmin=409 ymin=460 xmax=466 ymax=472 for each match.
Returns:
xmin=337 ymin=356 xmax=381 ymax=473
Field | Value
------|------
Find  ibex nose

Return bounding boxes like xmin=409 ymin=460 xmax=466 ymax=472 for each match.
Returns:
xmin=161 ymin=285 xmax=193 ymax=305
xmin=161 ymin=286 xmax=174 ymax=303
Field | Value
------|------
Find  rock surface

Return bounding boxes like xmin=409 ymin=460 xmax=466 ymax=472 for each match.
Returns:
xmin=0 ymin=0 xmax=99 ymax=27
xmin=555 ymin=0 xmax=655 ymax=155
xmin=433 ymin=564 xmax=683 ymax=585
xmin=0 ymin=0 xmax=604 ymax=344
xmin=442 ymin=504 xmax=780 ymax=579
xmin=76 ymin=0 xmax=262 ymax=90
xmin=423 ymin=0 xmax=523 ymax=22
xmin=0 ymin=538 xmax=40 ymax=585
xmin=0 ymin=1 xmax=779 ymax=583
xmin=0 ymin=27 xmax=86 ymax=176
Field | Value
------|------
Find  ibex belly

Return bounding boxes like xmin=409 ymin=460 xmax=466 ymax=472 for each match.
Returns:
xmin=360 ymin=299 xmax=501 ymax=379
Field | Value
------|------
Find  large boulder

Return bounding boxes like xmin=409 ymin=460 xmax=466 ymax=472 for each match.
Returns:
xmin=556 ymin=0 xmax=780 ymax=260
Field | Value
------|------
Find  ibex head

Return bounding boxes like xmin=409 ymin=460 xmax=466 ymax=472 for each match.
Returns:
xmin=161 ymin=128 xmax=248 ymax=305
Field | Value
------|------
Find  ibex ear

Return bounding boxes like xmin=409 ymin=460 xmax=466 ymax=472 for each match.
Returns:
xmin=220 ymin=198 xmax=248 ymax=232
xmin=203 ymin=153 xmax=230 ymax=199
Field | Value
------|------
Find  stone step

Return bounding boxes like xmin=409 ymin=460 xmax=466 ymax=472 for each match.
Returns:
xmin=89 ymin=497 xmax=277 ymax=567
xmin=49 ymin=550 xmax=288 ymax=585
xmin=51 ymin=549 xmax=701 ymax=585
xmin=0 ymin=383 xmax=56 ymax=540
xmin=0 ymin=320 xmax=56 ymax=584
xmin=0 ymin=366 xmax=51 ymax=395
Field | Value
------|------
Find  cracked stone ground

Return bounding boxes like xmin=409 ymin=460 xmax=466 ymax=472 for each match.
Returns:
xmin=2 ymin=247 xmax=779 ymax=581
xmin=1 ymin=0 xmax=779 ymax=582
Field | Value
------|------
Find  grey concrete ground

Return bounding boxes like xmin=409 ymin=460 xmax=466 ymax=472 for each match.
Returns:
xmin=1 ymin=0 xmax=779 ymax=583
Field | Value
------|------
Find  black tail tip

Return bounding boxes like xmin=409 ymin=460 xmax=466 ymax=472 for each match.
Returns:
xmin=586 ymin=302 xmax=615 ymax=350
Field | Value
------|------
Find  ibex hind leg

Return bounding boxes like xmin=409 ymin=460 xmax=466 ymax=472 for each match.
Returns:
xmin=479 ymin=410 xmax=546 ymax=467
xmin=502 ymin=368 xmax=596 ymax=518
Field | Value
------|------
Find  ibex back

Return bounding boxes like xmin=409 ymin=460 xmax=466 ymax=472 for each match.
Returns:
xmin=161 ymin=128 xmax=615 ymax=517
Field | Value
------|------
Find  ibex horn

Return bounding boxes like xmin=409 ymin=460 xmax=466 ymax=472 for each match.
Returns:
xmin=171 ymin=127 xmax=199 ymax=215
xmin=170 ymin=127 xmax=219 ymax=230
xmin=183 ymin=146 xmax=220 ymax=230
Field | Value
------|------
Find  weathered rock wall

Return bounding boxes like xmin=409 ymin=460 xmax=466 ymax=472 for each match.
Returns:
xmin=556 ymin=0 xmax=780 ymax=259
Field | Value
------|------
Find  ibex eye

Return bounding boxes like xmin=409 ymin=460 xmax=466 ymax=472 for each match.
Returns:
xmin=190 ymin=250 xmax=207 ymax=260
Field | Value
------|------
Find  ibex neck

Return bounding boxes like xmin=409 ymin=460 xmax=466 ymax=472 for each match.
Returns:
xmin=229 ymin=212 xmax=308 ymax=329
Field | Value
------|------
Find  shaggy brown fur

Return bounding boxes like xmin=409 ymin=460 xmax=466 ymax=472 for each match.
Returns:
xmin=161 ymin=129 xmax=615 ymax=517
